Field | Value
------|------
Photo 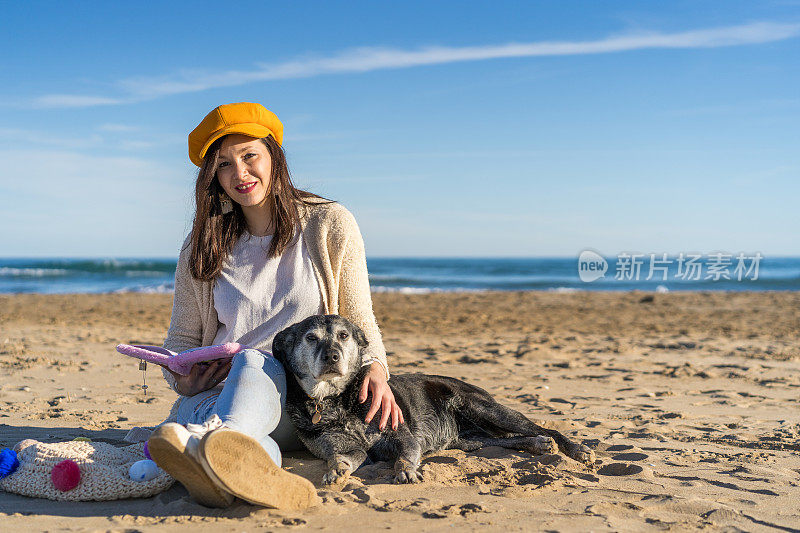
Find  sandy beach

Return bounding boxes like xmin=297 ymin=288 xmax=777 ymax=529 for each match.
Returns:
xmin=1 ymin=291 xmax=799 ymax=531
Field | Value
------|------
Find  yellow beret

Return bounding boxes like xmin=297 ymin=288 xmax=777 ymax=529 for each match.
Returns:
xmin=188 ymin=102 xmax=284 ymax=167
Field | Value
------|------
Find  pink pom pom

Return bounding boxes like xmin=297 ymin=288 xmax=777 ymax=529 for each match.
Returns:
xmin=51 ymin=459 xmax=81 ymax=491
xmin=143 ymin=441 xmax=151 ymax=460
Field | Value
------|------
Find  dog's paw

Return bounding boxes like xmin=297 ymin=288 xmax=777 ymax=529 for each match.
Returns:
xmin=323 ymin=457 xmax=355 ymax=486
xmin=322 ymin=468 xmax=350 ymax=486
xmin=566 ymin=443 xmax=596 ymax=465
xmin=394 ymin=468 xmax=423 ymax=484
xmin=529 ymin=435 xmax=558 ymax=455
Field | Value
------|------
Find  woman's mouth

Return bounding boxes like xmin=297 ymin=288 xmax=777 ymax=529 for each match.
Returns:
xmin=234 ymin=182 xmax=257 ymax=194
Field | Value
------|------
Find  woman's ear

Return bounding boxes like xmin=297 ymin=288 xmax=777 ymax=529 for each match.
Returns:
xmin=272 ymin=325 xmax=296 ymax=365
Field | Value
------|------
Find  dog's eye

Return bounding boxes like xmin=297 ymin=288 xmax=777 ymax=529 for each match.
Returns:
xmin=305 ymin=333 xmax=318 ymax=342
xmin=338 ymin=331 xmax=349 ymax=340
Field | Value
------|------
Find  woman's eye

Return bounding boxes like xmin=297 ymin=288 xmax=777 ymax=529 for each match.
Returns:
xmin=218 ymin=161 xmax=230 ymax=169
xmin=243 ymin=152 xmax=256 ymax=160
xmin=338 ymin=331 xmax=349 ymax=340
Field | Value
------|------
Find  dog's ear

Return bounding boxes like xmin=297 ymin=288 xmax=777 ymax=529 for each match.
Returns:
xmin=351 ymin=323 xmax=368 ymax=349
xmin=272 ymin=323 xmax=298 ymax=365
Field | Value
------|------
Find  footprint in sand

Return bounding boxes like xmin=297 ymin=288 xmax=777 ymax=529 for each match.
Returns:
xmin=456 ymin=355 xmax=495 ymax=364
xmin=612 ymin=452 xmax=649 ymax=461
xmin=598 ymin=463 xmax=644 ymax=476
xmin=424 ymin=456 xmax=459 ymax=465
xmin=548 ymin=397 xmax=576 ymax=408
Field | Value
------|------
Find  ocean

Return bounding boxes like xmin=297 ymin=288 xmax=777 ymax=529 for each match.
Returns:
xmin=0 ymin=256 xmax=798 ymax=294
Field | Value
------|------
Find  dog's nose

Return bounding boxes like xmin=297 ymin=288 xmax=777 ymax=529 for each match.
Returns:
xmin=323 ymin=350 xmax=340 ymax=364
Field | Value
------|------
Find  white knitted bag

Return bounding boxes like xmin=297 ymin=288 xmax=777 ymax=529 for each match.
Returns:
xmin=0 ymin=439 xmax=174 ymax=501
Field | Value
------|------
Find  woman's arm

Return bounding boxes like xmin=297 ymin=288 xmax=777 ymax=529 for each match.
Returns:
xmin=335 ymin=209 xmax=404 ymax=430
xmin=161 ymin=238 xmax=205 ymax=394
xmin=161 ymin=359 xmax=232 ymax=396
xmin=336 ymin=211 xmax=389 ymax=377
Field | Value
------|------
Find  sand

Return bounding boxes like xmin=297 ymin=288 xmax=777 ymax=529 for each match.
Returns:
xmin=0 ymin=291 xmax=799 ymax=532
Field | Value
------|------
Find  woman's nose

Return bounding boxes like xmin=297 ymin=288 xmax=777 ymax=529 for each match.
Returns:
xmin=233 ymin=160 xmax=248 ymax=178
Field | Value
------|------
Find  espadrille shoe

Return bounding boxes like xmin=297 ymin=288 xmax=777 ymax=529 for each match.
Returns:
xmin=147 ymin=416 xmax=234 ymax=508
xmin=199 ymin=429 xmax=320 ymax=510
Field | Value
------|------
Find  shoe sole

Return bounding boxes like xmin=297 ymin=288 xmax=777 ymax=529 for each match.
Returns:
xmin=148 ymin=425 xmax=234 ymax=508
xmin=201 ymin=430 xmax=320 ymax=510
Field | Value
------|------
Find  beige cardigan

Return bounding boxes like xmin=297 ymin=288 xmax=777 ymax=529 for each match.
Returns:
xmin=161 ymin=199 xmax=389 ymax=399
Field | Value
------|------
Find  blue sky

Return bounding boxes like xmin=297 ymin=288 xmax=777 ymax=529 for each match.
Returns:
xmin=1 ymin=1 xmax=798 ymax=257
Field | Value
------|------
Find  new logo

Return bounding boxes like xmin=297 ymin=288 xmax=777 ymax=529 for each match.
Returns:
xmin=578 ymin=250 xmax=607 ymax=282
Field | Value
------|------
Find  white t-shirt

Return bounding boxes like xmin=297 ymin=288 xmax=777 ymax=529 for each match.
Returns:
xmin=212 ymin=230 xmax=324 ymax=351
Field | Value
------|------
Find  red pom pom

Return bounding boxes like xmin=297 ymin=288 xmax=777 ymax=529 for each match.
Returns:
xmin=51 ymin=459 xmax=81 ymax=491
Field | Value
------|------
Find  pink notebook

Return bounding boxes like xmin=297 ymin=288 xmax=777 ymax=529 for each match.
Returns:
xmin=116 ymin=343 xmax=245 ymax=375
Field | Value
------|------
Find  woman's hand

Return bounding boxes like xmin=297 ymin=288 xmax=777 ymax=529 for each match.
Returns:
xmin=161 ymin=359 xmax=232 ymax=397
xmin=359 ymin=363 xmax=404 ymax=431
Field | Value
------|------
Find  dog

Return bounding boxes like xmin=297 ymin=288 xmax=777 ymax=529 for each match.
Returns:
xmin=272 ymin=314 xmax=595 ymax=485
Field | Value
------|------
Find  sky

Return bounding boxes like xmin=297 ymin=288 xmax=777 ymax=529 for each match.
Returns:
xmin=1 ymin=1 xmax=798 ymax=258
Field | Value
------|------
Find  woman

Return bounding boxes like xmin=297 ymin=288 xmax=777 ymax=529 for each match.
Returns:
xmin=148 ymin=102 xmax=402 ymax=510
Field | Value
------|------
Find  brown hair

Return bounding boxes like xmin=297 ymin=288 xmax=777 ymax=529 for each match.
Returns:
xmin=188 ymin=135 xmax=331 ymax=281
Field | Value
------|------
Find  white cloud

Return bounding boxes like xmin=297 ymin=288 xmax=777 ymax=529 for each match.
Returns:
xmin=0 ymin=127 xmax=104 ymax=149
xmin=33 ymin=94 xmax=123 ymax=108
xmin=119 ymin=140 xmax=156 ymax=150
xmin=30 ymin=21 xmax=800 ymax=108
xmin=97 ymin=123 xmax=140 ymax=132
xmin=0 ymin=149 xmax=183 ymax=198
xmin=0 ymin=126 xmax=169 ymax=153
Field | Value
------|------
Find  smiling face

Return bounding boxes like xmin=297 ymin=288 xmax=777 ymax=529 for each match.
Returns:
xmin=215 ymin=134 xmax=273 ymax=208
